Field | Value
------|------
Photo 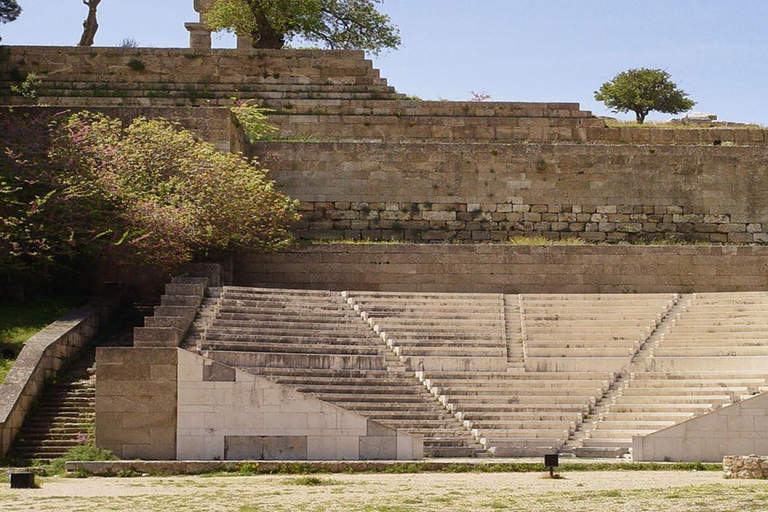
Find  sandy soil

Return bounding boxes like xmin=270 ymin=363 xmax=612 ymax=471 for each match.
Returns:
xmin=1 ymin=470 xmax=767 ymax=511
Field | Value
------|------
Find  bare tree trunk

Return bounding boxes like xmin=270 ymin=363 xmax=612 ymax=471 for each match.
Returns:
xmin=78 ymin=0 xmax=101 ymax=47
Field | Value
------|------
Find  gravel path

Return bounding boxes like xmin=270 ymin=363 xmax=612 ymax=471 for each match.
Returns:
xmin=2 ymin=470 xmax=766 ymax=511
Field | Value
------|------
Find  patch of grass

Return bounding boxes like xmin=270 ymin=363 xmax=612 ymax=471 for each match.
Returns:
xmin=0 ymin=295 xmax=85 ymax=385
xmin=605 ymin=119 xmax=765 ymax=130
xmin=284 ymin=476 xmax=340 ymax=486
xmin=507 ymin=236 xmax=589 ymax=246
xmin=126 ymin=59 xmax=146 ymax=72
xmin=51 ymin=443 xmax=117 ymax=476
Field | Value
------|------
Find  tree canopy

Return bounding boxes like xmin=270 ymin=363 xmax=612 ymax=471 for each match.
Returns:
xmin=594 ymin=68 xmax=696 ymax=124
xmin=0 ymin=110 xmax=298 ymax=292
xmin=0 ymin=0 xmax=21 ymax=41
xmin=203 ymin=0 xmax=400 ymax=52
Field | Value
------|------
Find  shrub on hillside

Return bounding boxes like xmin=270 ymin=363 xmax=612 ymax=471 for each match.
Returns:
xmin=0 ymin=110 xmax=299 ymax=291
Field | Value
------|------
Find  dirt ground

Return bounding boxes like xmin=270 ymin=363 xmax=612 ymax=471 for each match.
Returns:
xmin=1 ymin=470 xmax=767 ymax=511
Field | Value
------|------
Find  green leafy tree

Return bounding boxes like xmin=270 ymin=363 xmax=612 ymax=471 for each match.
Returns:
xmin=0 ymin=110 xmax=298 ymax=293
xmin=0 ymin=0 xmax=21 ymax=42
xmin=594 ymin=68 xmax=696 ymax=124
xmin=203 ymin=0 xmax=400 ymax=53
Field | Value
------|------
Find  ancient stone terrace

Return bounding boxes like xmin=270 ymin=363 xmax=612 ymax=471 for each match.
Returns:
xmin=177 ymin=286 xmax=768 ymax=458
xmin=3 ymin=46 xmax=766 ymax=146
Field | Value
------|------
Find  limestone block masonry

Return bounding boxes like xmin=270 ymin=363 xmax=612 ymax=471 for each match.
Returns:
xmin=95 ymin=348 xmax=422 ymax=461
xmin=252 ymin=141 xmax=768 ymax=245
xmin=176 ymin=350 xmax=422 ymax=461
xmin=234 ymin=244 xmax=768 ymax=295
xmin=96 ymin=348 xmax=178 ymax=459
xmin=633 ymin=392 xmax=768 ymax=462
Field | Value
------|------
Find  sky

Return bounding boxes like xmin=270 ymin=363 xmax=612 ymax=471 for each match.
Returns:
xmin=2 ymin=0 xmax=767 ymax=124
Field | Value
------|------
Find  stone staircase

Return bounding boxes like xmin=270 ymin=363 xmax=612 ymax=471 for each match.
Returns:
xmin=343 ymin=291 xmax=614 ymax=456
xmin=0 ymin=47 xmax=403 ymax=107
xmin=186 ymin=286 xmax=485 ymax=457
xmin=7 ymin=352 xmax=96 ymax=462
xmin=565 ymin=292 xmax=768 ymax=455
xmin=520 ymin=294 xmax=678 ymax=373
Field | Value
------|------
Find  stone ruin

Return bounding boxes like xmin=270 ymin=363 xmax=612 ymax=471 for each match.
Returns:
xmin=186 ymin=0 xmax=252 ymax=50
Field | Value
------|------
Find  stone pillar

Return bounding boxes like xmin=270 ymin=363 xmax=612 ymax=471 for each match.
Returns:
xmin=237 ymin=34 xmax=254 ymax=50
xmin=186 ymin=0 xmax=215 ymax=50
xmin=185 ymin=22 xmax=212 ymax=50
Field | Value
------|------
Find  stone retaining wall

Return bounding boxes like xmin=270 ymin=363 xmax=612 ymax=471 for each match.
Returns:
xmin=253 ymin=141 xmax=768 ymax=244
xmin=232 ymin=244 xmax=768 ymax=294
xmin=0 ymin=303 xmax=113 ymax=456
xmin=1 ymin=106 xmax=233 ymax=152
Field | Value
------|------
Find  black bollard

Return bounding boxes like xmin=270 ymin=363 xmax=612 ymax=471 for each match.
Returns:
xmin=9 ymin=471 xmax=35 ymax=489
xmin=544 ymin=453 xmax=559 ymax=478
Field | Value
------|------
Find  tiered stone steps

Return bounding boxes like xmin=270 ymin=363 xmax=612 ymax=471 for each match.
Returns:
xmin=189 ymin=286 xmax=485 ymax=457
xmin=571 ymin=292 xmax=768 ymax=455
xmin=422 ymin=371 xmax=614 ymax=456
xmin=342 ymin=291 xmax=617 ymax=456
xmin=520 ymin=294 xmax=677 ymax=373
xmin=344 ymin=291 xmax=508 ymax=372
xmin=7 ymin=352 xmax=96 ymax=462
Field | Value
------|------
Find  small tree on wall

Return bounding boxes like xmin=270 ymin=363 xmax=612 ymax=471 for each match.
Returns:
xmin=78 ymin=0 xmax=102 ymax=47
xmin=203 ymin=0 xmax=400 ymax=52
xmin=594 ymin=68 xmax=696 ymax=124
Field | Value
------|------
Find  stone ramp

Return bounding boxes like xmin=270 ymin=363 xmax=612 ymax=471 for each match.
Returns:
xmin=188 ymin=286 xmax=485 ymax=457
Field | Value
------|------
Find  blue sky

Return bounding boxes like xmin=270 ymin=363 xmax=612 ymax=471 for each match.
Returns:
xmin=2 ymin=0 xmax=767 ymax=124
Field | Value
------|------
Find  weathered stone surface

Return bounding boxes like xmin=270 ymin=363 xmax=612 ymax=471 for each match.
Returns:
xmin=724 ymin=455 xmax=768 ymax=479
xmin=95 ymin=348 xmax=178 ymax=460
xmin=0 ymin=303 xmax=113 ymax=457
xmin=236 ymin=244 xmax=768 ymax=294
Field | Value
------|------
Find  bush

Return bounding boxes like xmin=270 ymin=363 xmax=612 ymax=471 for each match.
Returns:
xmin=50 ymin=443 xmax=117 ymax=475
xmin=0 ymin=110 xmax=299 ymax=290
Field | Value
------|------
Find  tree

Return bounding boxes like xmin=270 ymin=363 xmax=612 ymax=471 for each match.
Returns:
xmin=594 ymin=68 xmax=696 ymax=124
xmin=203 ymin=0 xmax=400 ymax=52
xmin=0 ymin=109 xmax=298 ymax=292
xmin=0 ymin=0 xmax=21 ymax=42
xmin=78 ymin=0 xmax=102 ymax=47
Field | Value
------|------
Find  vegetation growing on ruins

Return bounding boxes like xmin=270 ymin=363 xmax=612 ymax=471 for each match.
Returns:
xmin=0 ymin=109 xmax=298 ymax=294
xmin=595 ymin=68 xmax=696 ymax=124
xmin=202 ymin=0 xmax=401 ymax=52
xmin=230 ymin=101 xmax=279 ymax=141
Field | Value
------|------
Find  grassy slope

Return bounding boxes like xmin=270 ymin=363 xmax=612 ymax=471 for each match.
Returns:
xmin=0 ymin=296 xmax=86 ymax=384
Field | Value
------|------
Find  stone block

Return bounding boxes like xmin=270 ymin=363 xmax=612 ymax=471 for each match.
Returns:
xmin=359 ymin=436 xmax=397 ymax=460
xmin=134 ymin=327 xmax=181 ymax=348
xmin=224 ymin=435 xmax=308 ymax=461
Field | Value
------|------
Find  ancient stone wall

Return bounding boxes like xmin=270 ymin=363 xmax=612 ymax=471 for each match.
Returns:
xmin=1 ymin=106 xmax=233 ymax=152
xmin=232 ymin=244 xmax=768 ymax=294
xmin=0 ymin=46 xmax=385 ymax=86
xmin=253 ymin=142 xmax=768 ymax=244
xmin=176 ymin=350 xmax=422 ymax=461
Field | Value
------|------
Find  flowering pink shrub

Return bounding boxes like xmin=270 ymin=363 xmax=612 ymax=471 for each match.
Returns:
xmin=1 ymin=110 xmax=298 ymax=288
